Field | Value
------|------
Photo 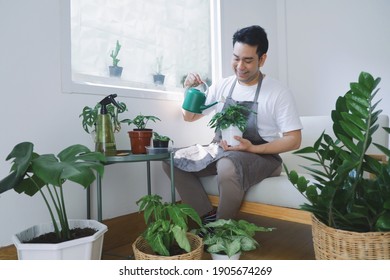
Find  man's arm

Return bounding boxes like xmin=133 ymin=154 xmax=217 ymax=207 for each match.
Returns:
xmin=221 ymin=129 xmax=302 ymax=154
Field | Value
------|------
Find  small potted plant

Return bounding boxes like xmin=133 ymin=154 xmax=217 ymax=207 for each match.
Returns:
xmin=0 ymin=142 xmax=107 ymax=259
xmin=152 ymin=132 xmax=173 ymax=148
xmin=132 ymin=194 xmax=204 ymax=259
xmin=198 ymin=219 xmax=274 ymax=260
xmin=121 ymin=113 xmax=161 ymax=154
xmin=153 ymin=56 xmax=165 ymax=85
xmin=208 ymin=104 xmax=254 ymax=146
xmin=109 ymin=40 xmax=123 ymax=77
xmin=79 ymin=96 xmax=127 ymax=140
xmin=285 ymin=72 xmax=390 ymax=259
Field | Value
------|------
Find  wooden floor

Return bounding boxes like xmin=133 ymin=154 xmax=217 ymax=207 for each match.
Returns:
xmin=0 ymin=211 xmax=315 ymax=260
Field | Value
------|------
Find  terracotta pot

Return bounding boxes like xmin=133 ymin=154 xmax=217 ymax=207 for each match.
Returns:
xmin=128 ymin=130 xmax=153 ymax=154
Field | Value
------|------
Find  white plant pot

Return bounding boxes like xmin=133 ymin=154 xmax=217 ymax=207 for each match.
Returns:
xmin=221 ymin=126 xmax=243 ymax=146
xmin=211 ymin=252 xmax=241 ymax=260
xmin=12 ymin=219 xmax=108 ymax=260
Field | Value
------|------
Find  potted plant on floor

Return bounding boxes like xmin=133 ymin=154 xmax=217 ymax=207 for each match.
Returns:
xmin=285 ymin=71 xmax=390 ymax=259
xmin=197 ymin=219 xmax=273 ymax=260
xmin=132 ymin=194 xmax=204 ymax=259
xmin=109 ymin=40 xmax=123 ymax=77
xmin=0 ymin=142 xmax=107 ymax=259
xmin=121 ymin=113 xmax=161 ymax=154
xmin=208 ymin=104 xmax=254 ymax=146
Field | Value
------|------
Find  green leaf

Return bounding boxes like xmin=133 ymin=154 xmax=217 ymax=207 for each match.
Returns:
xmin=225 ymin=238 xmax=241 ymax=257
xmin=375 ymin=212 xmax=390 ymax=231
xmin=172 ymin=225 xmax=191 ymax=252
xmin=0 ymin=142 xmax=34 ymax=194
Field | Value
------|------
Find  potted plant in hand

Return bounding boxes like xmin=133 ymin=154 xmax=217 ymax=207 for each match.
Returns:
xmin=198 ymin=219 xmax=273 ymax=260
xmin=285 ymin=71 xmax=390 ymax=260
xmin=121 ymin=113 xmax=161 ymax=154
xmin=132 ymin=194 xmax=204 ymax=259
xmin=208 ymin=104 xmax=254 ymax=146
xmin=109 ymin=40 xmax=123 ymax=77
xmin=0 ymin=142 xmax=107 ymax=259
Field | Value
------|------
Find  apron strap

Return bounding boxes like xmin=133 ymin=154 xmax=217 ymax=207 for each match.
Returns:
xmin=227 ymin=72 xmax=263 ymax=102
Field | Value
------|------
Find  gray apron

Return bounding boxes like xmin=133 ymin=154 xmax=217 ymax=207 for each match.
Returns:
xmin=174 ymin=74 xmax=282 ymax=190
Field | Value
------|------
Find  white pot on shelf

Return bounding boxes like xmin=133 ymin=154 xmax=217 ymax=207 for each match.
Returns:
xmin=221 ymin=125 xmax=243 ymax=146
xmin=211 ymin=252 xmax=241 ymax=260
xmin=12 ymin=219 xmax=107 ymax=260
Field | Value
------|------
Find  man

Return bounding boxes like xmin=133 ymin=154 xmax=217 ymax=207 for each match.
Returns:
xmin=163 ymin=25 xmax=302 ymax=224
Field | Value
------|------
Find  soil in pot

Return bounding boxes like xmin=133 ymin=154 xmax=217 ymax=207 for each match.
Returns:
xmin=25 ymin=227 xmax=97 ymax=244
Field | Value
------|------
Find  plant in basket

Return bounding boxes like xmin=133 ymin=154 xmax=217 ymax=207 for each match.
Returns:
xmin=132 ymin=194 xmax=204 ymax=259
xmin=284 ymin=71 xmax=390 ymax=259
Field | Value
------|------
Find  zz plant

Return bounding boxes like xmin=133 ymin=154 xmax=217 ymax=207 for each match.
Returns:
xmin=0 ymin=142 xmax=105 ymax=241
xmin=285 ymin=72 xmax=390 ymax=232
xmin=136 ymin=194 xmax=202 ymax=256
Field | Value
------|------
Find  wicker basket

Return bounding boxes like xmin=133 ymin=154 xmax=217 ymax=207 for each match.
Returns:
xmin=311 ymin=214 xmax=390 ymax=260
xmin=132 ymin=232 xmax=204 ymax=260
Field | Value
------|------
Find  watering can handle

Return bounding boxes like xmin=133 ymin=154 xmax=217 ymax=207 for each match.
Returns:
xmin=201 ymin=80 xmax=209 ymax=94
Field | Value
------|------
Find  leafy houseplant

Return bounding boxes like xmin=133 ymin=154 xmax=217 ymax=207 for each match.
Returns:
xmin=153 ymin=132 xmax=173 ymax=148
xmin=0 ymin=142 xmax=106 ymax=242
xmin=109 ymin=40 xmax=123 ymax=77
xmin=80 ymin=100 xmax=127 ymax=135
xmin=121 ymin=114 xmax=161 ymax=154
xmin=285 ymin=72 xmax=390 ymax=259
xmin=208 ymin=104 xmax=254 ymax=146
xmin=199 ymin=219 xmax=273 ymax=259
xmin=132 ymin=195 xmax=204 ymax=259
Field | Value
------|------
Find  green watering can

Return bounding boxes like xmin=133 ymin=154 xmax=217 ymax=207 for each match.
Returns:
xmin=182 ymin=82 xmax=217 ymax=114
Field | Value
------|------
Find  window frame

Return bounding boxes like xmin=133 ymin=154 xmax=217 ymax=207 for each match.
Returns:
xmin=60 ymin=0 xmax=222 ymax=101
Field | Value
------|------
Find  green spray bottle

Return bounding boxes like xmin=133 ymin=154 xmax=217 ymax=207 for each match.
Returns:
xmin=95 ymin=94 xmax=122 ymax=156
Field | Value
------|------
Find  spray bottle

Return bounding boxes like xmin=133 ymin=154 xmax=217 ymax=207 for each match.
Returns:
xmin=95 ymin=94 xmax=122 ymax=156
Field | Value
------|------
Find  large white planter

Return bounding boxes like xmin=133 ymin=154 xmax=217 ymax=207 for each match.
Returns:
xmin=211 ymin=252 xmax=241 ymax=260
xmin=12 ymin=219 xmax=108 ymax=260
xmin=221 ymin=126 xmax=243 ymax=146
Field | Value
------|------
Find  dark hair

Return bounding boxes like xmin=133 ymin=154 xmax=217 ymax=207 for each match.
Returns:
xmin=232 ymin=25 xmax=268 ymax=58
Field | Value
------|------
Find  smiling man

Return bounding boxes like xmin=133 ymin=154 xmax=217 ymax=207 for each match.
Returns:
xmin=163 ymin=25 xmax=302 ymax=225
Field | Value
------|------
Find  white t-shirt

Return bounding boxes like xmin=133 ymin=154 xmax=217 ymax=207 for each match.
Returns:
xmin=203 ymin=75 xmax=302 ymax=142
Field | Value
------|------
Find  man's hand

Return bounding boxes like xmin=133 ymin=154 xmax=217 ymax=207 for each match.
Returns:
xmin=220 ymin=136 xmax=252 ymax=151
xmin=184 ymin=73 xmax=203 ymax=88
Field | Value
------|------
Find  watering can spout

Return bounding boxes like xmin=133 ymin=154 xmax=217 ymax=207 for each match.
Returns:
xmin=200 ymin=101 xmax=218 ymax=111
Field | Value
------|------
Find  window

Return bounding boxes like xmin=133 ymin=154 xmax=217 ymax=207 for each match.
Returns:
xmin=61 ymin=0 xmax=221 ymax=101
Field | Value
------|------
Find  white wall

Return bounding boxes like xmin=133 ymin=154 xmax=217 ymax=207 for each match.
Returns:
xmin=0 ymin=0 xmax=389 ymax=246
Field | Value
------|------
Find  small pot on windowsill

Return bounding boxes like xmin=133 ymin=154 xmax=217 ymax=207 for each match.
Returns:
xmin=109 ymin=66 xmax=123 ymax=78
xmin=153 ymin=73 xmax=165 ymax=85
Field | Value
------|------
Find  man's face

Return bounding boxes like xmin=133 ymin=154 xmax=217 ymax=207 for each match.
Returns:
xmin=231 ymin=42 xmax=266 ymax=86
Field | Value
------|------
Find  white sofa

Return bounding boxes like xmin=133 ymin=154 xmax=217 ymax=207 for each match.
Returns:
xmin=200 ymin=115 xmax=389 ymax=224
